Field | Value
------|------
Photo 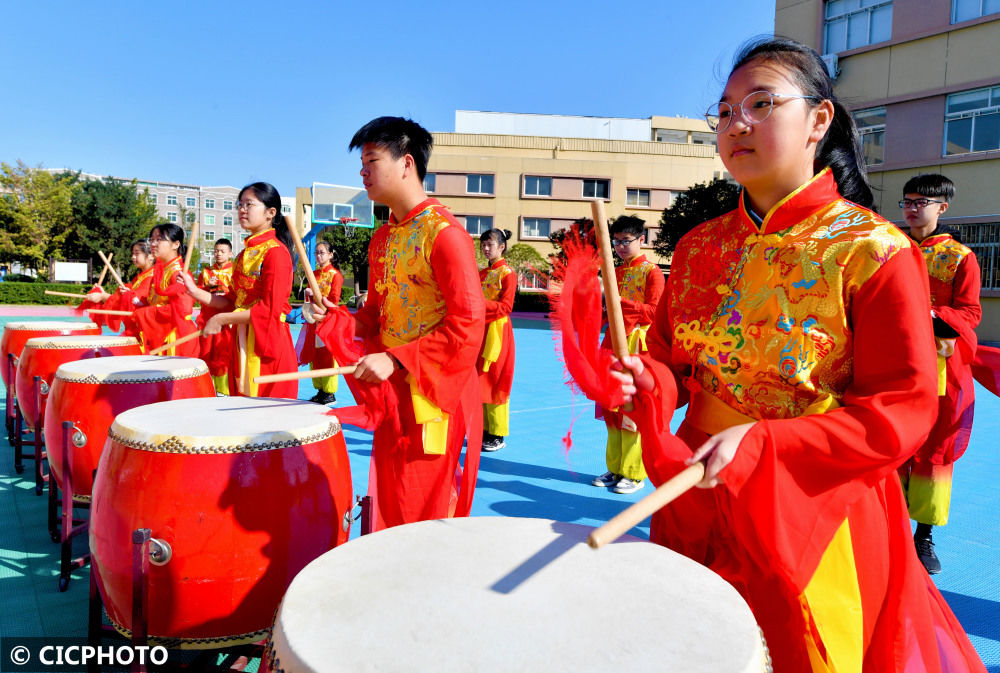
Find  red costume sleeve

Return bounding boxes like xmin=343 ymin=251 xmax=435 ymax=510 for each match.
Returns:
xmin=247 ymin=245 xmax=293 ymax=362
xmin=484 ymin=270 xmax=516 ymax=321
xmin=385 ymin=225 xmax=486 ymax=414
xmin=935 ymin=252 xmax=981 ymax=354
xmin=328 ymin=270 xmax=344 ymax=305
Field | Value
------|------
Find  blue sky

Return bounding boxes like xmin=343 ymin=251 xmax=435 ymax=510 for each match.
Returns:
xmin=1 ymin=1 xmax=775 ymax=198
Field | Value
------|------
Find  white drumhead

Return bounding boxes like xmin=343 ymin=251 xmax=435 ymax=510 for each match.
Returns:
xmin=4 ymin=321 xmax=98 ymax=332
xmin=270 ymin=517 xmax=765 ymax=673
xmin=109 ymin=397 xmax=342 ymax=453
xmin=23 ymin=335 xmax=138 ymax=350
xmin=55 ymin=355 xmax=209 ymax=384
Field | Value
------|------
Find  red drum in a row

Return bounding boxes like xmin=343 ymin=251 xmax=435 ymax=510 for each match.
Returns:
xmin=1 ymin=321 xmax=100 ymax=387
xmin=90 ymin=397 xmax=354 ymax=648
xmin=15 ymin=335 xmax=142 ymax=428
xmin=44 ymin=356 xmax=216 ymax=502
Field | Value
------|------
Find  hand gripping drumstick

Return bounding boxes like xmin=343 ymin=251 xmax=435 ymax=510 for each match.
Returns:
xmin=255 ymin=365 xmax=357 ymax=385
xmin=98 ymin=250 xmax=126 ymax=288
xmin=147 ymin=329 xmax=204 ymax=356
xmin=588 ymin=463 xmax=705 ymax=549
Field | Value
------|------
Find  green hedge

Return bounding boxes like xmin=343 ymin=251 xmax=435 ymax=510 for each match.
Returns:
xmin=513 ymin=291 xmax=550 ymax=313
xmin=0 ymin=282 xmax=99 ymax=305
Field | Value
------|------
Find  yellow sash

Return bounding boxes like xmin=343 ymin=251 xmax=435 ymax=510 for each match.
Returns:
xmin=481 ymin=317 xmax=508 ymax=372
xmin=408 ymin=375 xmax=449 ymax=455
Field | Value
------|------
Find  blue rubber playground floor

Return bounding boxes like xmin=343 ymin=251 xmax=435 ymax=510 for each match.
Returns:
xmin=1 ymin=311 xmax=997 ymax=669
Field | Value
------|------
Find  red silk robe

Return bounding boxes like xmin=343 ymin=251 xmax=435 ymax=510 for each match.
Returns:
xmin=133 ymin=257 xmax=198 ymax=356
xmin=914 ymin=233 xmax=981 ymax=465
xmin=196 ymin=262 xmax=235 ymax=379
xmin=353 ymin=199 xmax=484 ymax=529
xmin=478 ymin=259 xmax=516 ymax=405
xmin=224 ymin=229 xmax=297 ymax=399
xmin=634 ymin=169 xmax=985 ymax=672
xmin=91 ymin=266 xmax=155 ymax=337
xmin=298 ymin=264 xmax=344 ymax=370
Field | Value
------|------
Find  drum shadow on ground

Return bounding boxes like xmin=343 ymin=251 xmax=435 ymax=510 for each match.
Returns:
xmin=489 ymin=520 xmax=643 ymax=595
xmin=478 ymin=454 xmax=587 ymax=486
xmin=476 ymin=477 xmax=650 ymax=537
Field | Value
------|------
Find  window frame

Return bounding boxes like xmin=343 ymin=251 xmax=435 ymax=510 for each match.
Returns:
xmin=853 ymin=106 xmax=886 ymax=165
xmin=522 ymin=217 xmax=552 ymax=239
xmin=466 ymin=174 xmax=495 ymax=195
xmin=582 ymin=178 xmax=610 ymax=200
xmin=823 ymin=0 xmax=893 ymax=54
xmin=523 ymin=175 xmax=553 ymax=197
xmin=464 ymin=215 xmax=494 ymax=236
xmin=944 ymin=85 xmax=1000 ymax=156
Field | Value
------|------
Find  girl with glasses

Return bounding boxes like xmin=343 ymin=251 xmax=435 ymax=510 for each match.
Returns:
xmin=181 ymin=182 xmax=297 ymax=399
xmin=298 ymin=240 xmax=344 ymax=405
xmin=133 ymin=223 xmax=199 ymax=356
xmin=612 ymin=37 xmax=984 ymax=671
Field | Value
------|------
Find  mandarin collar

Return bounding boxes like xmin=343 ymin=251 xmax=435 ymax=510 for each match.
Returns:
xmin=389 ymin=198 xmax=443 ymax=226
xmin=737 ymin=167 xmax=840 ymax=236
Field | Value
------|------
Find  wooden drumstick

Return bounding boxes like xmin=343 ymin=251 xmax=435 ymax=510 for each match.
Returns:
xmin=254 ymin=365 xmax=357 ymax=385
xmin=286 ymin=217 xmax=325 ymax=306
xmin=98 ymin=250 xmax=126 ymax=288
xmin=183 ymin=220 xmax=200 ymax=274
xmin=147 ymin=329 xmax=203 ymax=356
xmin=588 ymin=463 xmax=705 ymax=549
xmin=591 ymin=200 xmax=628 ymax=362
xmin=85 ymin=309 xmax=134 ymax=316
xmin=96 ymin=251 xmax=112 ymax=286
xmin=45 ymin=290 xmax=90 ymax=299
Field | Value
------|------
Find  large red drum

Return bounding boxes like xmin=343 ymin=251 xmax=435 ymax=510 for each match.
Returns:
xmin=90 ymin=397 xmax=354 ymax=648
xmin=44 ymin=356 xmax=215 ymax=502
xmin=15 ymin=335 xmax=142 ymax=429
xmin=1 ymin=321 xmax=100 ymax=387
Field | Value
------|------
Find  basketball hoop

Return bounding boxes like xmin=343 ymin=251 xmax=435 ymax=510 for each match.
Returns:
xmin=339 ymin=217 xmax=359 ymax=225
xmin=339 ymin=216 xmax=359 ymax=238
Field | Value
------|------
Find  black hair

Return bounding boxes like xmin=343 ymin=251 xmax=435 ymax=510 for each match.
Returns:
xmin=903 ymin=174 xmax=955 ymax=203
xmin=150 ymin=223 xmax=186 ymax=260
xmin=214 ymin=238 xmax=233 ymax=251
xmin=610 ymin=215 xmax=645 ymax=238
xmin=731 ymin=36 xmax=874 ymax=210
xmin=316 ymin=240 xmax=341 ymax=270
xmin=238 ymin=182 xmax=293 ymax=254
xmin=479 ymin=228 xmax=511 ymax=254
xmin=131 ymin=238 xmax=152 ymax=256
xmin=349 ymin=116 xmax=434 ymax=181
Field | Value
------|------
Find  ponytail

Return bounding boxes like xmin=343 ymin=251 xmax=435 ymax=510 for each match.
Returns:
xmin=272 ymin=213 xmax=294 ymax=256
xmin=731 ymin=36 xmax=875 ymax=210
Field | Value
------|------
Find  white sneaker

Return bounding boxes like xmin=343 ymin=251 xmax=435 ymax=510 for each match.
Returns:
xmin=591 ymin=471 xmax=618 ymax=487
xmin=613 ymin=477 xmax=645 ymax=494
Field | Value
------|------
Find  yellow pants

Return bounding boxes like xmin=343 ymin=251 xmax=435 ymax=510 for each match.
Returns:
xmin=211 ymin=373 xmax=229 ymax=396
xmin=605 ymin=421 xmax=646 ymax=482
xmin=311 ymin=359 xmax=339 ymax=394
xmin=483 ymin=401 xmax=509 ymax=436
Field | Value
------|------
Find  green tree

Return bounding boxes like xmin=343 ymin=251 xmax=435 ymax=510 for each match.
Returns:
xmin=0 ymin=161 xmax=77 ymax=273
xmin=505 ymin=242 xmax=549 ymax=283
xmin=320 ymin=223 xmax=375 ymax=294
xmin=653 ymin=178 xmax=741 ymax=259
xmin=63 ymin=177 xmax=161 ymax=282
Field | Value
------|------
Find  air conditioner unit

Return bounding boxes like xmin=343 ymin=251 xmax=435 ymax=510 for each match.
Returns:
xmin=821 ymin=53 xmax=840 ymax=80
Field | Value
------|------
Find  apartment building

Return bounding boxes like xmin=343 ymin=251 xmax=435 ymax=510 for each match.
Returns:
xmin=426 ymin=111 xmax=727 ymax=289
xmin=775 ymin=0 xmax=1000 ymax=338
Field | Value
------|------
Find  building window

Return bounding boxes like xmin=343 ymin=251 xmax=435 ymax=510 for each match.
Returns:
xmin=953 ymin=222 xmax=1000 ymax=289
xmin=204 ymin=231 xmax=215 ymax=242
xmin=223 ymin=215 xmax=233 ymax=227
xmin=853 ymin=106 xmax=886 ymax=165
xmin=945 ymin=86 xmax=1000 ymax=155
xmin=147 ymin=193 xmax=157 ymax=204
xmin=582 ymin=179 xmax=610 ymax=199
xmin=464 ymin=215 xmax=493 ymax=235
xmin=691 ymin=132 xmax=718 ymax=148
xmin=523 ymin=218 xmax=551 ymax=238
xmin=467 ymin=174 xmax=494 ymax=195
xmin=823 ymin=0 xmax=893 ymax=53
xmin=205 ymin=215 xmax=216 ymax=226
xmin=167 ymin=195 xmax=177 ymax=206
xmin=423 ymin=173 xmax=436 ymax=192
xmin=518 ymin=269 xmax=548 ymax=291
xmin=205 ymin=198 xmax=215 ymax=209
xmin=655 ymin=129 xmax=686 ymax=143
xmin=223 ymin=200 xmax=233 ymax=210
xmin=167 ymin=212 xmax=178 ymax=222
xmin=186 ymin=197 xmax=196 ymax=207
xmin=524 ymin=176 xmax=552 ymax=196
xmin=241 ymin=232 xmax=249 ymax=241
xmin=952 ymin=0 xmax=1000 ymax=22
xmin=626 ymin=189 xmax=651 ymax=207
xmin=186 ymin=212 xmax=196 ymax=223
xmin=281 ymin=205 xmax=291 ymax=215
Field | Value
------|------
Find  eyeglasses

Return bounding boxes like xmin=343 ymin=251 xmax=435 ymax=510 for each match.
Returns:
xmin=236 ymin=201 xmax=263 ymax=211
xmin=612 ymin=237 xmax=638 ymax=247
xmin=899 ymin=198 xmax=945 ymax=210
xmin=705 ymin=90 xmax=822 ymax=132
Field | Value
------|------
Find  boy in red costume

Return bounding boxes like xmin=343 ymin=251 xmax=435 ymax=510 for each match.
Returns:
xmin=320 ymin=116 xmax=485 ymax=529
xmin=591 ymin=215 xmax=663 ymax=494
xmin=898 ymin=174 xmax=980 ymax=574
xmin=196 ymin=238 xmax=235 ymax=394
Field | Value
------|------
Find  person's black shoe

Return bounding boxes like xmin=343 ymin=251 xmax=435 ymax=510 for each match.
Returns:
xmin=914 ymin=535 xmax=942 ymax=574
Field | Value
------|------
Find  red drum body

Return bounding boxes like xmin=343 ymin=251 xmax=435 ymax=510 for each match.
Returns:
xmin=44 ymin=356 xmax=215 ymax=501
xmin=15 ymin=335 xmax=142 ymax=428
xmin=1 ymin=321 xmax=100 ymax=387
xmin=90 ymin=397 xmax=354 ymax=647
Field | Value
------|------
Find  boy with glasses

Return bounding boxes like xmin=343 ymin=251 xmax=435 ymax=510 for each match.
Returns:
xmin=591 ymin=215 xmax=664 ymax=494
xmin=898 ymin=174 xmax=981 ymax=574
